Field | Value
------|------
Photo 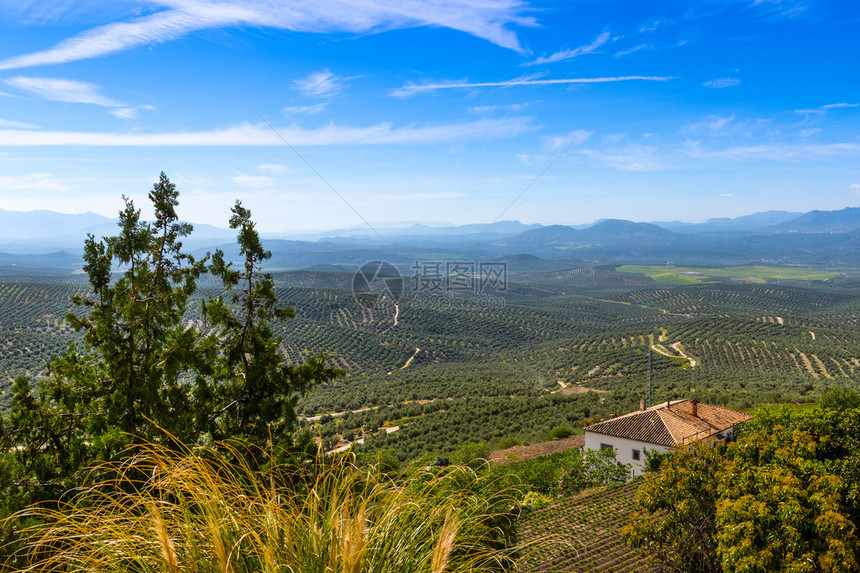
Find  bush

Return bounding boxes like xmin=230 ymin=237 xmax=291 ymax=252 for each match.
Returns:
xmin=546 ymin=426 xmax=574 ymax=440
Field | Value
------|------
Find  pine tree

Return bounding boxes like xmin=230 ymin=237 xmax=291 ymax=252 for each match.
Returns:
xmin=0 ymin=174 xmax=339 ymax=515
xmin=46 ymin=173 xmax=210 ymax=458
xmin=201 ymin=201 xmax=341 ymax=448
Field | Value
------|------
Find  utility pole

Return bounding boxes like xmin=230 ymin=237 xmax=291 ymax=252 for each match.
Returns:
xmin=647 ymin=348 xmax=653 ymax=408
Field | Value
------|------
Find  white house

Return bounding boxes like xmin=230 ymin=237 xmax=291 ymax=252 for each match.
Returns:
xmin=584 ymin=399 xmax=751 ymax=476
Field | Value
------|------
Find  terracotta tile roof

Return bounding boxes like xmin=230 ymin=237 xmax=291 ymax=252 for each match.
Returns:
xmin=584 ymin=400 xmax=751 ymax=447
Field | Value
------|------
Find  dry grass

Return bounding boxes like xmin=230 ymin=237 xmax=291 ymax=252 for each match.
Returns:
xmin=7 ymin=440 xmax=523 ymax=572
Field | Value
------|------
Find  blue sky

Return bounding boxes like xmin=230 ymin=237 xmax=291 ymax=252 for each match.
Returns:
xmin=0 ymin=0 xmax=858 ymax=233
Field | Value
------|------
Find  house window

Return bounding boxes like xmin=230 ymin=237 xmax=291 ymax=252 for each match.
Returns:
xmin=632 ymin=449 xmax=641 ymax=461
xmin=600 ymin=443 xmax=613 ymax=451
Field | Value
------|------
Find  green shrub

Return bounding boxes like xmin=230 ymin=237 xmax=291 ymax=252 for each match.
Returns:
xmin=546 ymin=426 xmax=574 ymax=440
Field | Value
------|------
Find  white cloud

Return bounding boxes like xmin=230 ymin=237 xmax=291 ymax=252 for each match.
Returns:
xmin=257 ymin=164 xmax=287 ymax=173
xmin=543 ymin=129 xmax=592 ymax=151
xmin=392 ymin=74 xmax=675 ymax=97
xmin=375 ymin=191 xmax=466 ymax=201
xmin=851 ymin=184 xmax=860 ymax=192
xmin=293 ymin=69 xmax=344 ymax=98
xmin=704 ymin=78 xmax=741 ymax=89
xmin=283 ymin=103 xmax=327 ymax=115
xmin=681 ymin=114 xmax=771 ymax=138
xmin=683 ymin=114 xmax=736 ymax=137
xmin=515 ymin=153 xmax=536 ymax=165
xmin=232 ymin=174 xmax=276 ymax=189
xmin=751 ymin=0 xmax=809 ymax=18
xmin=469 ymin=103 xmax=529 ymax=114
xmin=5 ymin=76 xmax=147 ymax=118
xmin=109 ymin=107 xmax=139 ymax=118
xmin=797 ymin=128 xmax=822 ymax=137
xmin=821 ymin=102 xmax=859 ymax=109
xmin=795 ymin=103 xmax=859 ymax=117
xmin=0 ymin=0 xmax=533 ymax=71
xmin=5 ymin=76 xmax=122 ymax=106
xmin=0 ymin=117 xmax=537 ymax=146
xmin=0 ymin=173 xmax=70 ymax=191
xmin=0 ymin=118 xmax=40 ymax=129
xmin=601 ymin=133 xmax=627 ymax=145
xmin=523 ymin=31 xmax=610 ymax=66
xmin=615 ymin=44 xmax=649 ymax=57
xmin=718 ymin=193 xmax=733 ymax=197
xmin=581 ymin=144 xmax=666 ymax=171
xmin=685 ymin=142 xmax=860 ymax=161
xmin=639 ymin=18 xmax=666 ymax=33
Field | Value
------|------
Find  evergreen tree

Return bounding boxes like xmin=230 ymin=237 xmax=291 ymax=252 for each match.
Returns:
xmin=0 ymin=174 xmax=340 ymax=520
xmin=201 ymin=200 xmax=341 ymax=448
xmin=46 ymin=173 xmax=210 ymax=457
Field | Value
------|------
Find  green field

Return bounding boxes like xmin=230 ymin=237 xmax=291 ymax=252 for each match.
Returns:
xmin=2 ymin=267 xmax=860 ymax=462
xmin=616 ymin=264 xmax=837 ymax=284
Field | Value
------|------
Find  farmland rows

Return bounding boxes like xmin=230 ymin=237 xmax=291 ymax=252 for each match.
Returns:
xmin=609 ymin=283 xmax=854 ymax=316
xmin=518 ymin=480 xmax=648 ymax=572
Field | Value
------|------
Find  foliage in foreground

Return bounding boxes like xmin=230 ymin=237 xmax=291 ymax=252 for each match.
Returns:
xmin=624 ymin=401 xmax=860 ymax=572
xmin=498 ymin=446 xmax=630 ymax=499
xmin=0 ymin=176 xmax=340 ymax=536
xmin=8 ymin=440 xmax=523 ymax=572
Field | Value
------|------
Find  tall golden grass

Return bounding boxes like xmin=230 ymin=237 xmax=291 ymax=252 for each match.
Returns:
xmin=7 ymin=440 xmax=522 ymax=572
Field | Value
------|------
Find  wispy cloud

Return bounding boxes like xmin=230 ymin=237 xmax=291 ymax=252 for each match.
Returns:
xmin=751 ymin=0 xmax=809 ymax=19
xmin=293 ymin=69 xmax=344 ymax=98
xmin=4 ymin=76 xmax=148 ymax=118
xmin=704 ymin=77 xmax=741 ymax=89
xmin=283 ymin=103 xmax=327 ymax=115
xmin=0 ymin=117 xmax=537 ymax=146
xmin=232 ymin=174 xmax=277 ymax=189
xmin=257 ymin=164 xmax=287 ymax=173
xmin=5 ymin=76 xmax=121 ymax=106
xmin=0 ymin=0 xmax=534 ymax=71
xmin=795 ymin=102 xmax=859 ymax=116
xmin=108 ymin=107 xmax=139 ymax=118
xmin=639 ymin=18 xmax=667 ymax=33
xmin=615 ymin=44 xmax=649 ymax=57
xmin=468 ymin=102 xmax=529 ymax=114
xmin=797 ymin=128 xmax=822 ymax=137
xmin=685 ymin=142 xmax=860 ymax=161
xmin=718 ymin=193 xmax=733 ymax=197
xmin=0 ymin=118 xmax=40 ymax=129
xmin=0 ymin=173 xmax=70 ymax=191
xmin=543 ymin=129 xmax=592 ymax=151
xmin=681 ymin=114 xmax=771 ymax=138
xmin=523 ymin=31 xmax=611 ymax=66
xmin=821 ymin=102 xmax=859 ymax=109
xmin=376 ymin=191 xmax=466 ymax=201
xmin=581 ymin=144 xmax=667 ymax=171
xmin=392 ymin=74 xmax=675 ymax=97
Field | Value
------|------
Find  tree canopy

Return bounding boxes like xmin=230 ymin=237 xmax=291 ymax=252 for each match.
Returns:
xmin=625 ymin=399 xmax=860 ymax=572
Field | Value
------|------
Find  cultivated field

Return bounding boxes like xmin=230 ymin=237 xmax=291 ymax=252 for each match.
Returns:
xmin=518 ymin=480 xmax=649 ymax=572
xmin=617 ymin=264 xmax=837 ymax=284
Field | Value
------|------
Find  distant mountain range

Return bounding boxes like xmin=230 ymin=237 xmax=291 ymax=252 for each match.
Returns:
xmin=3 ymin=206 xmax=860 ymax=271
xmin=653 ymin=211 xmax=803 ymax=233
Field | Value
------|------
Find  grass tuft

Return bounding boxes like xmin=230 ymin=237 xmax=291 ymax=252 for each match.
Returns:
xmin=6 ymin=439 xmax=523 ymax=572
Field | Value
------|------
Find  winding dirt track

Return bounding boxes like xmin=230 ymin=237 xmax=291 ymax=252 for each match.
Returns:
xmin=401 ymin=347 xmax=420 ymax=369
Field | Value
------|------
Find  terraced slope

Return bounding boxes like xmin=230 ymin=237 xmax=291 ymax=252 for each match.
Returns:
xmin=518 ymin=480 xmax=649 ymax=572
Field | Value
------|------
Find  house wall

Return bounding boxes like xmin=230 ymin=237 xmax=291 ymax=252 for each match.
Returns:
xmin=584 ymin=431 xmax=670 ymax=477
